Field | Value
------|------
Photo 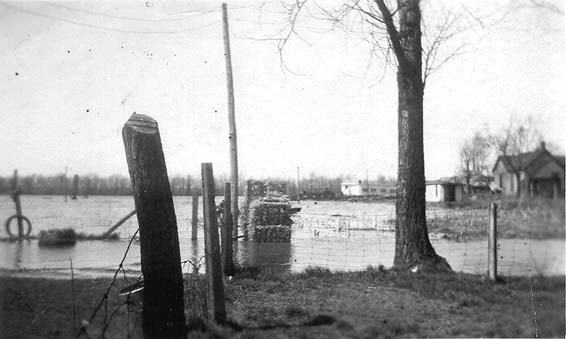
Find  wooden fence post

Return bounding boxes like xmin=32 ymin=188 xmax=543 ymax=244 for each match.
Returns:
xmin=191 ymin=191 xmax=199 ymax=240
xmin=122 ymin=113 xmax=186 ymax=338
xmin=14 ymin=190 xmax=24 ymax=238
xmin=201 ymin=163 xmax=226 ymax=323
xmin=223 ymin=182 xmax=234 ymax=276
xmin=12 ymin=170 xmax=25 ymax=238
xmin=488 ymin=203 xmax=498 ymax=281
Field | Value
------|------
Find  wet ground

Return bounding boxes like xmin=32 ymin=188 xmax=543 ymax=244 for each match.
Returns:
xmin=0 ymin=195 xmax=564 ymax=277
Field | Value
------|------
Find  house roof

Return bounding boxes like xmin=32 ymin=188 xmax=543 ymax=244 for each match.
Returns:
xmin=341 ymin=181 xmax=396 ymax=187
xmin=426 ymin=176 xmax=464 ymax=186
xmin=492 ymin=143 xmax=565 ymax=174
xmin=470 ymin=175 xmax=493 ymax=187
xmin=557 ymin=156 xmax=565 ymax=168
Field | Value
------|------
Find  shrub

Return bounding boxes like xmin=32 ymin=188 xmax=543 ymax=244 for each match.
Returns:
xmin=38 ymin=228 xmax=76 ymax=246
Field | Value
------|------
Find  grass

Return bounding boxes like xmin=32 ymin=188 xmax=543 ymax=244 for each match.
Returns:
xmin=427 ymin=197 xmax=565 ymax=240
xmin=1 ymin=266 xmax=563 ymax=338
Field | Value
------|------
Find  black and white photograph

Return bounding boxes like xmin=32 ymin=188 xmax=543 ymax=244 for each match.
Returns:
xmin=0 ymin=0 xmax=564 ymax=337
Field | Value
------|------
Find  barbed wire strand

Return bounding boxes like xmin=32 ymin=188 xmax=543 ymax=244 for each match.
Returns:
xmin=82 ymin=228 xmax=139 ymax=337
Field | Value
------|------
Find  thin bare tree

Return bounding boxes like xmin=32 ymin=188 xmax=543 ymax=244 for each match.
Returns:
xmin=489 ymin=114 xmax=543 ymax=197
xmin=459 ymin=131 xmax=490 ymax=193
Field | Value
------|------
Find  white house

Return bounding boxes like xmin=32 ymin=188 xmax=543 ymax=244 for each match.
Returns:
xmin=341 ymin=181 xmax=396 ymax=197
xmin=492 ymin=142 xmax=565 ymax=198
xmin=426 ymin=179 xmax=464 ymax=203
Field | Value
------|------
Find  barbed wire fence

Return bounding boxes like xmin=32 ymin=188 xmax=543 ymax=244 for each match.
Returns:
xmin=1 ymin=196 xmax=563 ymax=277
xmin=1 ymin=194 xmax=563 ymax=336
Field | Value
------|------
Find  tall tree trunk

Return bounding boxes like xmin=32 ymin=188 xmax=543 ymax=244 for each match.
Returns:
xmin=377 ymin=0 xmax=451 ymax=272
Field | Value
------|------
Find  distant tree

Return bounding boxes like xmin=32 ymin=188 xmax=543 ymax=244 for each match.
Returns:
xmin=0 ymin=177 xmax=8 ymax=193
xmin=459 ymin=131 xmax=490 ymax=192
xmin=71 ymin=175 xmax=79 ymax=199
xmin=189 ymin=175 xmax=195 ymax=196
xmin=489 ymin=114 xmax=541 ymax=158
xmin=21 ymin=174 xmax=36 ymax=194
xmin=488 ymin=114 xmax=542 ymax=197
xmin=83 ymin=176 xmax=91 ymax=198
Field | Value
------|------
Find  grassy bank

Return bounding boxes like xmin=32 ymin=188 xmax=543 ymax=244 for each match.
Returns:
xmin=1 ymin=267 xmax=564 ymax=338
xmin=427 ymin=198 xmax=565 ymax=240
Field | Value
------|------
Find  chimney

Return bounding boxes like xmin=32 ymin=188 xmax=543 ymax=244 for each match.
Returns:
xmin=540 ymin=141 xmax=546 ymax=150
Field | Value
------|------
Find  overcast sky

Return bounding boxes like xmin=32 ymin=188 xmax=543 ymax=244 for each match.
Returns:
xmin=1 ymin=0 xmax=564 ymax=182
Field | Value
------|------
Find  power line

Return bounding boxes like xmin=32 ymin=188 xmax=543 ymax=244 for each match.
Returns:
xmin=167 ymin=4 xmax=261 ymax=16
xmin=1 ymin=2 xmax=220 ymax=35
xmin=44 ymin=2 xmax=216 ymax=23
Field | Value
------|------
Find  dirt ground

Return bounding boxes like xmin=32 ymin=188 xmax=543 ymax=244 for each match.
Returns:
xmin=0 ymin=267 xmax=564 ymax=338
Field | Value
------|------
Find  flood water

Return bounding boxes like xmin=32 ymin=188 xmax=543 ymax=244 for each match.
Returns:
xmin=0 ymin=195 xmax=564 ymax=277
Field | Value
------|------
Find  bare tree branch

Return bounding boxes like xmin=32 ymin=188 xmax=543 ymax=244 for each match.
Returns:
xmin=374 ymin=0 xmax=406 ymax=68
xmin=276 ymin=0 xmax=310 ymax=75
xmin=526 ymin=0 xmax=564 ymax=14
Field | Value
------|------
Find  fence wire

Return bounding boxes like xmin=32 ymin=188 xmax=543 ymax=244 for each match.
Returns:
xmin=0 ymin=195 xmax=564 ymax=277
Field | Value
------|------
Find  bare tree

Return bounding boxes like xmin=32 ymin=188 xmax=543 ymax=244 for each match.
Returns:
xmin=459 ymin=131 xmax=490 ymax=192
xmin=509 ymin=0 xmax=564 ymax=15
xmin=270 ymin=0 xmax=469 ymax=271
xmin=262 ymin=1 xmax=473 ymax=85
xmin=489 ymin=114 xmax=542 ymax=197
xmin=489 ymin=114 xmax=542 ymax=157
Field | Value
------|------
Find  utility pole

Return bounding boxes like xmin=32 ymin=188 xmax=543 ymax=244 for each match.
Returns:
xmin=64 ymin=166 xmax=68 ymax=202
xmin=222 ymin=3 xmax=239 ymax=238
xmin=297 ymin=166 xmax=301 ymax=203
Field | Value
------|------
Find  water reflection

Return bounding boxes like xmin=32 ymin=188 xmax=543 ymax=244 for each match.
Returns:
xmin=236 ymin=241 xmax=292 ymax=275
xmin=0 ymin=225 xmax=563 ymax=277
xmin=13 ymin=241 xmax=24 ymax=269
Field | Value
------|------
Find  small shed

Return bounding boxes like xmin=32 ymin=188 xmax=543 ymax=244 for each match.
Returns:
xmin=426 ymin=179 xmax=464 ymax=203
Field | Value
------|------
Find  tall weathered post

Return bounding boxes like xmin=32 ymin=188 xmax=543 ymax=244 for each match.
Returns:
xmin=122 ymin=113 xmax=186 ymax=338
xmin=201 ymin=163 xmax=226 ymax=323
xmin=488 ymin=203 xmax=498 ymax=281
xmin=222 ymin=3 xmax=239 ymax=239
xmin=223 ymin=182 xmax=234 ymax=276
xmin=191 ymin=190 xmax=199 ymax=240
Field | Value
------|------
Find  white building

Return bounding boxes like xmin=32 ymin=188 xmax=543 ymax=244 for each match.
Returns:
xmin=425 ymin=179 xmax=464 ymax=203
xmin=341 ymin=181 xmax=396 ymax=197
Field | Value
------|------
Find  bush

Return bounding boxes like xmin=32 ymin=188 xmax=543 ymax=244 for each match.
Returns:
xmin=38 ymin=228 xmax=76 ymax=246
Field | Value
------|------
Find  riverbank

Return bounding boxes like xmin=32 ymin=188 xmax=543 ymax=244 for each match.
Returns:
xmin=427 ymin=198 xmax=565 ymax=240
xmin=1 ymin=267 xmax=564 ymax=338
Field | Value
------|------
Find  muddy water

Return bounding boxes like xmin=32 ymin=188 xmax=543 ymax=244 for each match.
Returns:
xmin=0 ymin=196 xmax=564 ymax=276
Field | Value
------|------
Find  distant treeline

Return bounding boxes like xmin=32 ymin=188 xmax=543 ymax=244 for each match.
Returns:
xmin=0 ymin=173 xmax=195 ymax=196
xmin=0 ymin=173 xmax=381 ymax=198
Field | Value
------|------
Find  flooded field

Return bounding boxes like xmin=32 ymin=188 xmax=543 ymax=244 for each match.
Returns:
xmin=0 ymin=195 xmax=564 ymax=276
